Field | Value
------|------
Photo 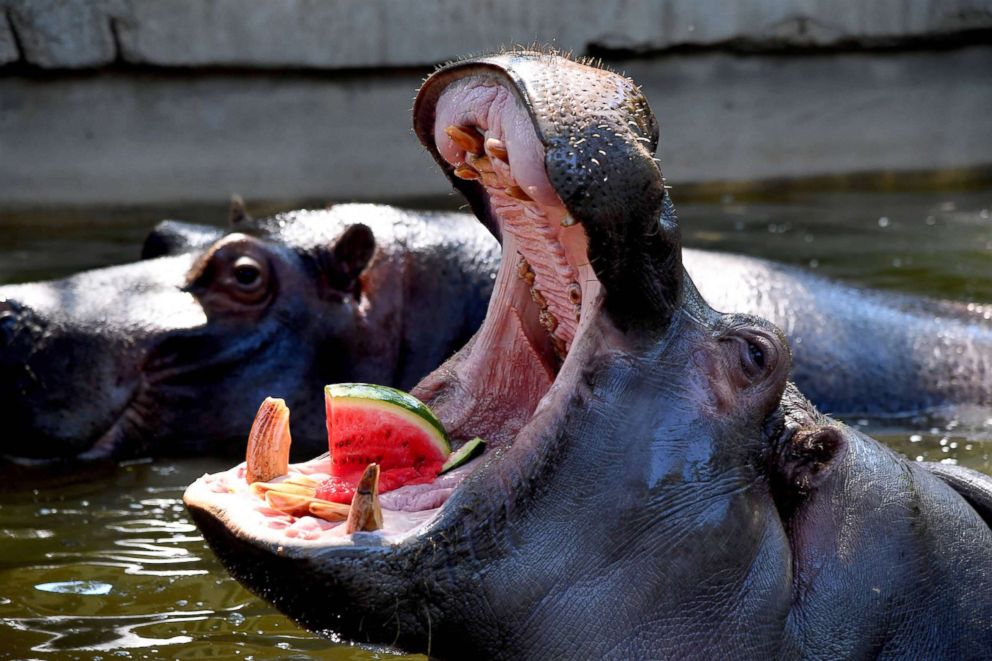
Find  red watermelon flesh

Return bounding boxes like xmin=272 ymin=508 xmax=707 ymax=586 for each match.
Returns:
xmin=315 ymin=384 xmax=451 ymax=504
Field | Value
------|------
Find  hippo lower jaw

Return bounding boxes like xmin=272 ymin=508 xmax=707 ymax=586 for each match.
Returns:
xmin=185 ymin=75 xmax=607 ymax=548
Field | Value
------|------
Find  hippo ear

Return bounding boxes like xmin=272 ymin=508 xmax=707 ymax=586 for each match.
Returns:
xmin=325 ymin=224 xmax=376 ymax=291
xmin=229 ymin=194 xmax=252 ymax=226
xmin=776 ymin=425 xmax=847 ymax=494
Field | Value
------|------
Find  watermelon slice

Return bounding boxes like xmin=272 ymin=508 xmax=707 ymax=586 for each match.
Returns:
xmin=316 ymin=383 xmax=451 ymax=504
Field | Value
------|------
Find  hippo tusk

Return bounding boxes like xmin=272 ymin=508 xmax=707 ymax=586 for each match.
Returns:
xmin=346 ymin=463 xmax=383 ymax=534
xmin=245 ymin=397 xmax=292 ymax=484
xmin=445 ymin=124 xmax=485 ymax=155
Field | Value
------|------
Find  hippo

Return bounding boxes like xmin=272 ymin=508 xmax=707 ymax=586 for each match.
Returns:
xmin=0 ymin=203 xmax=497 ymax=466
xmin=147 ymin=205 xmax=992 ymax=417
xmin=185 ymin=52 xmax=992 ymax=658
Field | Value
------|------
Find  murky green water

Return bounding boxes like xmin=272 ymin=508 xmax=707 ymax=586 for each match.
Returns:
xmin=0 ymin=190 xmax=989 ymax=659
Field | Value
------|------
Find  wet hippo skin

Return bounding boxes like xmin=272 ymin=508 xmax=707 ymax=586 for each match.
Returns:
xmin=185 ymin=51 xmax=992 ymax=659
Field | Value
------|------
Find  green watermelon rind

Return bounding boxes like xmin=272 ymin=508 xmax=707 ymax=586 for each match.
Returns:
xmin=325 ymin=383 xmax=451 ymax=456
xmin=440 ymin=437 xmax=486 ymax=474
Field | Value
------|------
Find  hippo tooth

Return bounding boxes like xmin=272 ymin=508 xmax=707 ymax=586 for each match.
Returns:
xmin=516 ymin=257 xmax=533 ymax=281
xmin=307 ymin=500 xmax=350 ymax=522
xmin=504 ymin=185 xmax=533 ymax=202
xmin=540 ymin=309 xmax=559 ymax=332
xmin=516 ymin=257 xmax=537 ymax=286
xmin=445 ymin=124 xmax=485 ymax=155
xmin=561 ymin=214 xmax=578 ymax=227
xmin=567 ymin=283 xmax=582 ymax=305
xmin=530 ymin=288 xmax=547 ymax=309
xmin=282 ymin=474 xmax=323 ymax=489
xmin=250 ymin=480 xmax=317 ymax=498
xmin=264 ymin=491 xmax=335 ymax=518
xmin=485 ymin=137 xmax=509 ymax=161
xmin=454 ymin=163 xmax=481 ymax=180
xmin=245 ymin=397 xmax=292 ymax=485
xmin=466 ymin=153 xmax=493 ymax=172
xmin=346 ymin=463 xmax=383 ymax=534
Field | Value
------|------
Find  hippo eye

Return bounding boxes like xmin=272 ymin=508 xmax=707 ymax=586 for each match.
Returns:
xmin=748 ymin=342 xmax=765 ymax=370
xmin=233 ymin=256 xmax=262 ymax=288
xmin=185 ymin=234 xmax=274 ymax=311
xmin=222 ymin=253 xmax=271 ymax=305
xmin=739 ymin=337 xmax=767 ymax=380
xmin=720 ymin=326 xmax=779 ymax=385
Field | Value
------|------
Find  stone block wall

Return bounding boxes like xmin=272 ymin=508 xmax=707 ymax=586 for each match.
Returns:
xmin=1 ymin=0 xmax=990 ymax=206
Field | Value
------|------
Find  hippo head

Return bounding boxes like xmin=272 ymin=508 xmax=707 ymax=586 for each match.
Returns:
xmin=183 ymin=52 xmax=885 ymax=657
xmin=0 ymin=204 xmax=405 ymax=466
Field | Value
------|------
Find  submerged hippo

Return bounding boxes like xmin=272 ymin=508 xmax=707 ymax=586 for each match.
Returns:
xmin=186 ymin=52 xmax=992 ymax=658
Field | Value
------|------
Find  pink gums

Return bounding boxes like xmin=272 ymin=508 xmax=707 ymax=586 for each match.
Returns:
xmin=433 ymin=80 xmax=580 ymax=351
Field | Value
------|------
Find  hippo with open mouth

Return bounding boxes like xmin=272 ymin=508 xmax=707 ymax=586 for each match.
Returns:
xmin=185 ymin=52 xmax=992 ymax=657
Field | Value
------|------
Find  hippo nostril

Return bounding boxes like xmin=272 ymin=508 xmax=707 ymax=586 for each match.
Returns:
xmin=0 ymin=300 xmax=27 ymax=349
xmin=0 ymin=307 xmax=15 ymax=346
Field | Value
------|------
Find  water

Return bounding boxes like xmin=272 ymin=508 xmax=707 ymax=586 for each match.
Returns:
xmin=0 ymin=190 xmax=989 ymax=658
xmin=0 ymin=458 xmax=415 ymax=659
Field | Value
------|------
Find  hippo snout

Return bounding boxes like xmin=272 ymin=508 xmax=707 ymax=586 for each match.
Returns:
xmin=0 ymin=298 xmax=45 ymax=369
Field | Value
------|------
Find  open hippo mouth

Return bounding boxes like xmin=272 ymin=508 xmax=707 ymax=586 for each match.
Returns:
xmin=186 ymin=53 xmax=671 ymax=542
xmin=185 ymin=52 xmax=792 ymax=656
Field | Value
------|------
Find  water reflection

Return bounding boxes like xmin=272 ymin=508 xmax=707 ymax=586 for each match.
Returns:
xmin=0 ymin=459 xmax=379 ymax=658
xmin=6 ymin=609 xmax=201 ymax=651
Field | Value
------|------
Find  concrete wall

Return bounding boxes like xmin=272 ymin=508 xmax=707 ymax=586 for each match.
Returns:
xmin=3 ymin=0 xmax=991 ymax=69
xmin=1 ymin=0 xmax=990 ymax=207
